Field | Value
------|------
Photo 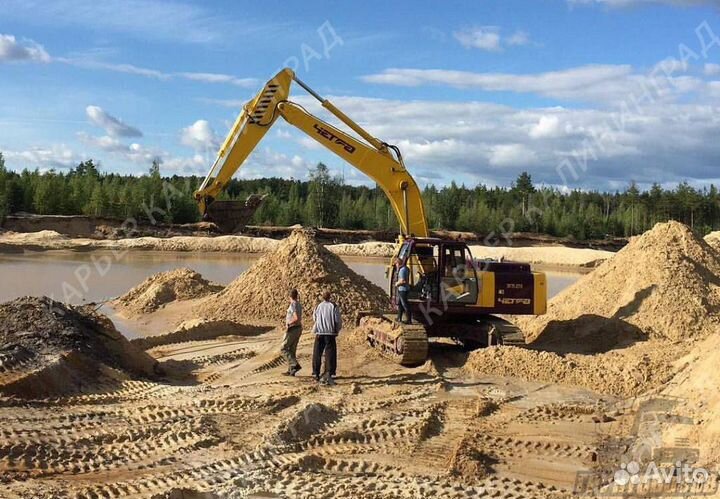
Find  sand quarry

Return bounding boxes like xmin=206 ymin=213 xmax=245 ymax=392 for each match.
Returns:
xmin=0 ymin=229 xmax=613 ymax=271
xmin=2 ymin=224 xmax=720 ymax=498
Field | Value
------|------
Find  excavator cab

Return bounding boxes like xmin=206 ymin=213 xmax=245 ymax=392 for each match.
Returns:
xmin=389 ymin=238 xmax=479 ymax=308
xmin=390 ymin=238 xmax=480 ymax=318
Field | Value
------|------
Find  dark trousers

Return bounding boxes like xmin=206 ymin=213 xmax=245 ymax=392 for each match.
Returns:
xmin=312 ymin=335 xmax=337 ymax=378
xmin=397 ymin=289 xmax=411 ymax=323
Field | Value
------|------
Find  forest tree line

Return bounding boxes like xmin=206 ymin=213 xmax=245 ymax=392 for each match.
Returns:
xmin=1 ymin=153 xmax=719 ymax=240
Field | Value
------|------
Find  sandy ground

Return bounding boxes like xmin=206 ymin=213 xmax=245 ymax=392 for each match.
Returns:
xmin=2 ymin=224 xmax=719 ymax=498
xmin=0 ymin=313 xmax=614 ymax=499
xmin=0 ymin=230 xmax=614 ymax=270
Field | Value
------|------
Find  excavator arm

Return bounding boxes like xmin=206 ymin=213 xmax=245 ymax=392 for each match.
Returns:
xmin=194 ymin=68 xmax=428 ymax=237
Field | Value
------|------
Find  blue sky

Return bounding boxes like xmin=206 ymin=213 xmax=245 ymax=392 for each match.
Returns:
xmin=2 ymin=0 xmax=720 ymax=190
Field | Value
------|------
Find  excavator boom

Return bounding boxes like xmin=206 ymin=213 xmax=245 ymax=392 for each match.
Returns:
xmin=194 ymin=68 xmax=428 ymax=237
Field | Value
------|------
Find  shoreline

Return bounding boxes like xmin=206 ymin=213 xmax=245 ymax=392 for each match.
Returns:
xmin=0 ymin=230 xmax=615 ymax=271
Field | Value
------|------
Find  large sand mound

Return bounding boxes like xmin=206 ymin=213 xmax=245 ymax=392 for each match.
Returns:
xmin=115 ymin=268 xmax=223 ymax=315
xmin=0 ymin=297 xmax=158 ymax=398
xmin=196 ymin=229 xmax=390 ymax=324
xmin=519 ymin=221 xmax=720 ymax=347
xmin=467 ymin=222 xmax=720 ymax=398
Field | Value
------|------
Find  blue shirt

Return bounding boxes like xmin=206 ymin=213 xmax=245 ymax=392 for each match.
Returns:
xmin=398 ymin=265 xmax=410 ymax=292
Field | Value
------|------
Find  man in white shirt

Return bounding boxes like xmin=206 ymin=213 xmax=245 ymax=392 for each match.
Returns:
xmin=281 ymin=289 xmax=303 ymax=376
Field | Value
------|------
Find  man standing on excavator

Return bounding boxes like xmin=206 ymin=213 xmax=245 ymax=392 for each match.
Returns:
xmin=395 ymin=258 xmax=412 ymax=324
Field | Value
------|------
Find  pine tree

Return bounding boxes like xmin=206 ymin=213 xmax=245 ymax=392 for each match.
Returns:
xmin=626 ymin=181 xmax=640 ymax=235
xmin=307 ymin=163 xmax=341 ymax=227
xmin=512 ymin=171 xmax=536 ymax=216
xmin=86 ymin=183 xmax=107 ymax=215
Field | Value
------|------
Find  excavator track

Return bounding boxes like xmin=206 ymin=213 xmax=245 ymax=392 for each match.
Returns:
xmin=484 ymin=316 xmax=526 ymax=347
xmin=358 ymin=315 xmax=428 ymax=366
xmin=428 ymin=316 xmax=526 ymax=348
xmin=357 ymin=313 xmax=526 ymax=366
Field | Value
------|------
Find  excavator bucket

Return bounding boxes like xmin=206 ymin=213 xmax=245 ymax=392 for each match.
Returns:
xmin=205 ymin=194 xmax=266 ymax=233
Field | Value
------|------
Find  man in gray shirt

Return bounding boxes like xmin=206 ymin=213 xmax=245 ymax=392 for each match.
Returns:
xmin=311 ymin=291 xmax=342 ymax=385
xmin=281 ymin=289 xmax=303 ymax=376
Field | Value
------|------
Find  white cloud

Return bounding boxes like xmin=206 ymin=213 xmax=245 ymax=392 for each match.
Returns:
xmin=160 ymin=146 xmax=315 ymax=178
xmin=362 ymin=64 xmax=703 ymax=104
xmin=9 ymin=91 xmax=720 ymax=189
xmin=454 ymin=26 xmax=502 ymax=51
xmin=275 ymin=129 xmax=293 ymax=139
xmin=199 ymin=98 xmax=246 ymax=108
xmin=60 ymin=58 xmax=168 ymax=79
xmin=453 ymin=27 xmax=532 ymax=51
xmin=507 ymin=30 xmax=530 ymax=46
xmin=489 ymin=144 xmax=537 ymax=167
xmin=77 ymin=132 xmax=125 ymax=152
xmin=77 ymin=117 xmax=310 ymax=177
xmin=177 ymin=72 xmax=259 ymax=88
xmin=78 ymin=131 xmax=209 ymax=175
xmin=0 ymin=34 xmax=50 ymax=63
xmin=395 ymin=138 xmax=475 ymax=166
xmin=4 ymin=144 xmax=81 ymax=170
xmin=288 ymin=93 xmax=720 ymax=189
xmin=529 ymin=115 xmax=562 ymax=139
xmin=231 ymin=147 xmax=314 ymax=180
xmin=705 ymin=63 xmax=720 ymax=76
xmin=77 ymin=131 xmax=158 ymax=165
xmin=60 ymin=56 xmax=257 ymax=87
xmin=298 ymin=136 xmax=323 ymax=150
xmin=363 ymin=65 xmax=630 ymax=90
xmin=180 ymin=120 xmax=219 ymax=151
xmin=161 ymin=153 xmax=207 ymax=175
xmin=85 ymin=106 xmax=143 ymax=138
xmin=291 ymin=155 xmax=306 ymax=168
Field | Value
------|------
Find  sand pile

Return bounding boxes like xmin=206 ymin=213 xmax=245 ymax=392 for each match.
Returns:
xmin=465 ymin=344 xmax=681 ymax=397
xmin=0 ymin=297 xmax=158 ymax=398
xmin=326 ymin=241 xmax=396 ymax=258
xmin=115 ymin=268 xmax=223 ymax=315
xmin=467 ymin=222 xmax=720 ymax=397
xmin=448 ymin=437 xmax=494 ymax=481
xmin=274 ymin=403 xmax=339 ymax=444
xmin=197 ymin=229 xmax=390 ymax=324
xmin=519 ymin=221 xmax=720 ymax=347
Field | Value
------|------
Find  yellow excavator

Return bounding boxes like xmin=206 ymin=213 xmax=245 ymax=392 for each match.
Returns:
xmin=194 ymin=68 xmax=547 ymax=365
